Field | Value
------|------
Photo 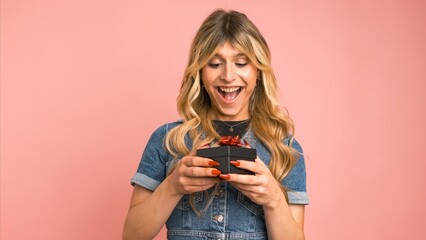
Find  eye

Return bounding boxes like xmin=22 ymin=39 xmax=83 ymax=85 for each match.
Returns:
xmin=235 ymin=62 xmax=248 ymax=67
xmin=208 ymin=63 xmax=221 ymax=69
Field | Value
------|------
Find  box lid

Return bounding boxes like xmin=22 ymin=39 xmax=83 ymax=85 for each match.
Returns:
xmin=197 ymin=146 xmax=256 ymax=159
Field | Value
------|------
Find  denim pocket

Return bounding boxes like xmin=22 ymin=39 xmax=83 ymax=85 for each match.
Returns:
xmin=175 ymin=192 xmax=203 ymax=211
xmin=237 ymin=192 xmax=264 ymax=215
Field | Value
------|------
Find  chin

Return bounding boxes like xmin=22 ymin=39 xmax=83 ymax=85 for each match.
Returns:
xmin=218 ymin=110 xmax=244 ymax=119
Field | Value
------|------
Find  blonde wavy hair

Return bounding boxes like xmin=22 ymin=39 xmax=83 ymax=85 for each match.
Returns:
xmin=165 ymin=9 xmax=296 ymax=215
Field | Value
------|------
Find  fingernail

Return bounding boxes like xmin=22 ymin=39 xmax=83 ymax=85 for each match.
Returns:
xmin=219 ymin=174 xmax=231 ymax=180
xmin=211 ymin=169 xmax=221 ymax=175
xmin=208 ymin=161 xmax=220 ymax=166
xmin=230 ymin=161 xmax=240 ymax=166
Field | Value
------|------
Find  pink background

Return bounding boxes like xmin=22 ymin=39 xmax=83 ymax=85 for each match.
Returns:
xmin=1 ymin=0 xmax=426 ymax=239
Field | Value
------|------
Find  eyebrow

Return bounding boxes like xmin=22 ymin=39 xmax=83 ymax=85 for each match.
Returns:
xmin=212 ymin=53 xmax=247 ymax=60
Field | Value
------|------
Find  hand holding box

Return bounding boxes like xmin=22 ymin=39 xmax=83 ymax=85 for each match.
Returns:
xmin=196 ymin=136 xmax=256 ymax=175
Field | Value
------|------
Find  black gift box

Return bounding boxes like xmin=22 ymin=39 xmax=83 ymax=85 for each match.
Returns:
xmin=197 ymin=146 xmax=257 ymax=175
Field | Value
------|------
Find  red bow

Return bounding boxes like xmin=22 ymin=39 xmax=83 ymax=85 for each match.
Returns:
xmin=218 ymin=135 xmax=247 ymax=147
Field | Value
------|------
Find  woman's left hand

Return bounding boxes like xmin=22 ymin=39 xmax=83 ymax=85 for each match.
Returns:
xmin=219 ymin=157 xmax=285 ymax=208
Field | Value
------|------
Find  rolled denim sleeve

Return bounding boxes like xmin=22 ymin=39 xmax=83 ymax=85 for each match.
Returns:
xmin=131 ymin=124 xmax=170 ymax=191
xmin=282 ymin=138 xmax=310 ymax=205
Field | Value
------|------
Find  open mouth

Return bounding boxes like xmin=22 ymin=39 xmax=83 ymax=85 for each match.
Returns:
xmin=217 ymin=87 xmax=242 ymax=101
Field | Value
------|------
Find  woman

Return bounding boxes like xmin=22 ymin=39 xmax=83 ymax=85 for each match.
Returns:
xmin=123 ymin=9 xmax=309 ymax=240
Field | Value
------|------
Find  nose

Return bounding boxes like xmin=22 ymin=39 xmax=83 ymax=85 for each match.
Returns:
xmin=220 ymin=63 xmax=236 ymax=82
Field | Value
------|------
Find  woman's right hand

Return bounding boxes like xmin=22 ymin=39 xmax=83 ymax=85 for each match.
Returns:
xmin=168 ymin=149 xmax=221 ymax=195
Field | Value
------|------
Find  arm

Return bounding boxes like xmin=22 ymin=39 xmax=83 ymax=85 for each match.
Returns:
xmin=122 ymin=154 xmax=221 ymax=240
xmin=263 ymin=193 xmax=305 ymax=240
xmin=220 ymin=158 xmax=305 ymax=240
xmin=122 ymin=178 xmax=182 ymax=240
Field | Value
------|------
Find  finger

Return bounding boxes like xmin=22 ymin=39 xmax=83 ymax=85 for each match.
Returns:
xmin=181 ymin=166 xmax=222 ymax=177
xmin=181 ymin=156 xmax=220 ymax=168
xmin=219 ymin=173 xmax=258 ymax=185
xmin=183 ymin=176 xmax=220 ymax=187
xmin=182 ymin=180 xmax=219 ymax=193
xmin=230 ymin=158 xmax=265 ymax=174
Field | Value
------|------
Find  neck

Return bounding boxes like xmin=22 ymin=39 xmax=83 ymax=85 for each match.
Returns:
xmin=210 ymin=111 xmax=250 ymax=122
xmin=212 ymin=115 xmax=251 ymax=122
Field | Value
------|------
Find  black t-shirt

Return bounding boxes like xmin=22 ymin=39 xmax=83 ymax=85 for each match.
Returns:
xmin=212 ymin=120 xmax=249 ymax=138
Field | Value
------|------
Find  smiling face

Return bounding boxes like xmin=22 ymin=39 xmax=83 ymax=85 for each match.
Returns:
xmin=201 ymin=42 xmax=258 ymax=121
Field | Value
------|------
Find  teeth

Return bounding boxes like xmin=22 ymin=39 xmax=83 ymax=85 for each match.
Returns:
xmin=219 ymin=87 xmax=240 ymax=92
